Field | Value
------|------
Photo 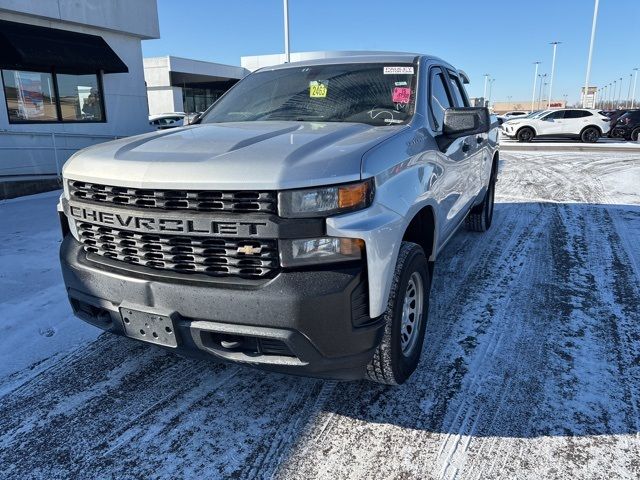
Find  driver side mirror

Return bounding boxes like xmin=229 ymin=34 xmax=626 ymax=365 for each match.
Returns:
xmin=437 ymin=107 xmax=490 ymax=151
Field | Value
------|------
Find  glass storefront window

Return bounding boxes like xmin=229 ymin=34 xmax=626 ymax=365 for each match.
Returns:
xmin=57 ymin=74 xmax=104 ymax=121
xmin=1 ymin=69 xmax=58 ymax=122
xmin=1 ymin=69 xmax=104 ymax=123
xmin=182 ymin=87 xmax=226 ymax=115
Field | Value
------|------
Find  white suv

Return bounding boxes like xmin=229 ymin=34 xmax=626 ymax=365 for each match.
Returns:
xmin=502 ymin=109 xmax=610 ymax=143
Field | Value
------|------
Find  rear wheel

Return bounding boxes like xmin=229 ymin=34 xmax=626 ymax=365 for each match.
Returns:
xmin=631 ymin=128 xmax=640 ymax=142
xmin=365 ymin=242 xmax=430 ymax=385
xmin=466 ymin=172 xmax=496 ymax=232
xmin=580 ymin=126 xmax=600 ymax=143
xmin=516 ymin=127 xmax=534 ymax=142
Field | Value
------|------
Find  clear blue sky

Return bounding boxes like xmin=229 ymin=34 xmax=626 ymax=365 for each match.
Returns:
xmin=142 ymin=0 xmax=640 ymax=104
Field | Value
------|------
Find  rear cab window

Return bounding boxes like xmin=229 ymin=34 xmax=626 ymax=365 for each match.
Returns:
xmin=446 ymin=71 xmax=469 ymax=107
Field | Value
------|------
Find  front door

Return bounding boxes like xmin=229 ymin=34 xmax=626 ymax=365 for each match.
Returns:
xmin=428 ymin=67 xmax=478 ymax=245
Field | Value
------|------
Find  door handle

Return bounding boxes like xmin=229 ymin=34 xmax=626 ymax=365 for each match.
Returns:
xmin=476 ymin=136 xmax=484 ymax=144
xmin=462 ymin=141 xmax=470 ymax=152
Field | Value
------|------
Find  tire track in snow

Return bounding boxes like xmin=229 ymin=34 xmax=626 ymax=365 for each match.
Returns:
xmin=2 ymin=151 xmax=640 ymax=479
xmin=0 ymin=333 xmax=328 ymax=480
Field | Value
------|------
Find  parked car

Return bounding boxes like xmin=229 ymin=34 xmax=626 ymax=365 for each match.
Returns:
xmin=498 ymin=111 xmax=528 ymax=122
xmin=149 ymin=113 xmax=185 ymax=130
xmin=610 ymin=110 xmax=640 ymax=141
xmin=501 ymin=108 xmax=610 ymax=142
xmin=58 ymin=53 xmax=499 ymax=385
xmin=184 ymin=112 xmax=203 ymax=125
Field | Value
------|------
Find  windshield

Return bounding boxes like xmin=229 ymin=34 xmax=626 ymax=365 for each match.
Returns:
xmin=200 ymin=63 xmax=418 ymax=127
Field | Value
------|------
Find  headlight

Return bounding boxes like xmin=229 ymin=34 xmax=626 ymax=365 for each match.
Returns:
xmin=278 ymin=179 xmax=374 ymax=218
xmin=280 ymin=237 xmax=364 ymax=267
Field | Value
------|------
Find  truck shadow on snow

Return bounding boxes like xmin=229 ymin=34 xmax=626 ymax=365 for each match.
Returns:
xmin=1 ymin=202 xmax=640 ymax=478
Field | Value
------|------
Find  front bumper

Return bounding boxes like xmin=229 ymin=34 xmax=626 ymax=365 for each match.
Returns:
xmin=610 ymin=127 xmax=630 ymax=138
xmin=501 ymin=125 xmax=517 ymax=137
xmin=60 ymin=235 xmax=384 ymax=380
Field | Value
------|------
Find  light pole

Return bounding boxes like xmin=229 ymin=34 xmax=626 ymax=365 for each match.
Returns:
xmin=283 ymin=0 xmax=291 ymax=63
xmin=537 ymin=73 xmax=547 ymax=109
xmin=632 ymin=68 xmax=639 ymax=108
xmin=583 ymin=0 xmax=599 ymax=107
xmin=612 ymin=80 xmax=617 ymax=108
xmin=548 ymin=41 xmax=561 ymax=108
xmin=617 ymin=77 xmax=623 ymax=107
xmin=531 ymin=61 xmax=540 ymax=113
xmin=488 ymin=78 xmax=495 ymax=108
xmin=609 ymin=83 xmax=613 ymax=108
xmin=482 ymin=74 xmax=490 ymax=106
xmin=601 ymin=85 xmax=606 ymax=108
xmin=627 ymin=73 xmax=633 ymax=107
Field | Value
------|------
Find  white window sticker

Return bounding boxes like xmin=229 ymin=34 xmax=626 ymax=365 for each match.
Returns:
xmin=384 ymin=66 xmax=415 ymax=75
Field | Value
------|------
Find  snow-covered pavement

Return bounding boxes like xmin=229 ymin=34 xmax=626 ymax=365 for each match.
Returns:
xmin=1 ymin=151 xmax=640 ymax=479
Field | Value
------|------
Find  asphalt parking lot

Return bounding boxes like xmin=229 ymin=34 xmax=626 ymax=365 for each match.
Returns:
xmin=1 ymin=149 xmax=639 ymax=479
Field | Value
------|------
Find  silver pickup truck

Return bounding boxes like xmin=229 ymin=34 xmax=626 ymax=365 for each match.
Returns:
xmin=58 ymin=53 xmax=499 ymax=384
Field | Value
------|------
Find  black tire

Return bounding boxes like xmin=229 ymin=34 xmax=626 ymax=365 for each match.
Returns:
xmin=466 ymin=171 xmax=496 ymax=232
xmin=580 ymin=126 xmax=600 ymax=143
xmin=631 ymin=128 xmax=640 ymax=142
xmin=516 ymin=127 xmax=534 ymax=142
xmin=365 ymin=242 xmax=430 ymax=385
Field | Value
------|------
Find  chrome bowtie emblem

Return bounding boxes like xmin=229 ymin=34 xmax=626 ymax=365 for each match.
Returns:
xmin=237 ymin=245 xmax=262 ymax=255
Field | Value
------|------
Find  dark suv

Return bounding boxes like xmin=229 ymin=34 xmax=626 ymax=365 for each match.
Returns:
xmin=611 ymin=110 xmax=640 ymax=141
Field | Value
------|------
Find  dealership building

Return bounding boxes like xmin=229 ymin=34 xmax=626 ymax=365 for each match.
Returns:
xmin=0 ymin=0 xmax=159 ymax=198
xmin=143 ymin=56 xmax=248 ymax=116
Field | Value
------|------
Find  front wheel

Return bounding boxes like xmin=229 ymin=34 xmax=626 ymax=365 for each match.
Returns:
xmin=365 ymin=242 xmax=430 ymax=385
xmin=580 ymin=127 xmax=600 ymax=143
xmin=631 ymin=128 xmax=640 ymax=142
xmin=516 ymin=127 xmax=534 ymax=142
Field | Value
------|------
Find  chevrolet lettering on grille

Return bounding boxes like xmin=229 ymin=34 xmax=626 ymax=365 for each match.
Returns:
xmin=67 ymin=202 xmax=269 ymax=237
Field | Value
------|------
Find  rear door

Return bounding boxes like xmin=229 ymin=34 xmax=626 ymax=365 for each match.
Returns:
xmin=563 ymin=109 xmax=592 ymax=134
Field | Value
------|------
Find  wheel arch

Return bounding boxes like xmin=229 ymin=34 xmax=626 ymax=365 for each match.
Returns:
xmin=516 ymin=125 xmax=537 ymax=137
xmin=581 ymin=124 xmax=603 ymax=136
xmin=491 ymin=150 xmax=499 ymax=181
xmin=402 ymin=205 xmax=437 ymax=264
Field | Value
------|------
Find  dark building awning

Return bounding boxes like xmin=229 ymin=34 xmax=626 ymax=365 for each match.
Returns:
xmin=0 ymin=19 xmax=128 ymax=75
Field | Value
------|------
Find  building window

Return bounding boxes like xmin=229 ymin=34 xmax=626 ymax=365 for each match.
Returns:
xmin=1 ymin=69 xmax=105 ymax=123
xmin=1 ymin=70 xmax=58 ymax=122
xmin=57 ymin=74 xmax=104 ymax=122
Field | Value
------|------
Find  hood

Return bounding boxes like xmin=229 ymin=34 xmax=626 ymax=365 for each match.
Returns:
xmin=63 ymin=121 xmax=405 ymax=190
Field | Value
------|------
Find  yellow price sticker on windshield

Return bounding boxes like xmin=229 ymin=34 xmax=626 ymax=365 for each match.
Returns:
xmin=310 ymin=80 xmax=328 ymax=98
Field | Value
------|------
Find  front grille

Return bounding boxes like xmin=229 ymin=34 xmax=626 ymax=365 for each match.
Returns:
xmin=69 ymin=180 xmax=277 ymax=213
xmin=76 ymin=222 xmax=279 ymax=279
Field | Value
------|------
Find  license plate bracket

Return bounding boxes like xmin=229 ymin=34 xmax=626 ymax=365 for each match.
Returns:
xmin=119 ymin=308 xmax=178 ymax=348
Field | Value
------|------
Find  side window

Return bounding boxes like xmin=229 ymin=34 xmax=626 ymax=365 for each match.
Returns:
xmin=447 ymin=72 xmax=469 ymax=107
xmin=565 ymin=110 xmax=590 ymax=119
xmin=543 ymin=110 xmax=565 ymax=120
xmin=429 ymin=68 xmax=453 ymax=130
